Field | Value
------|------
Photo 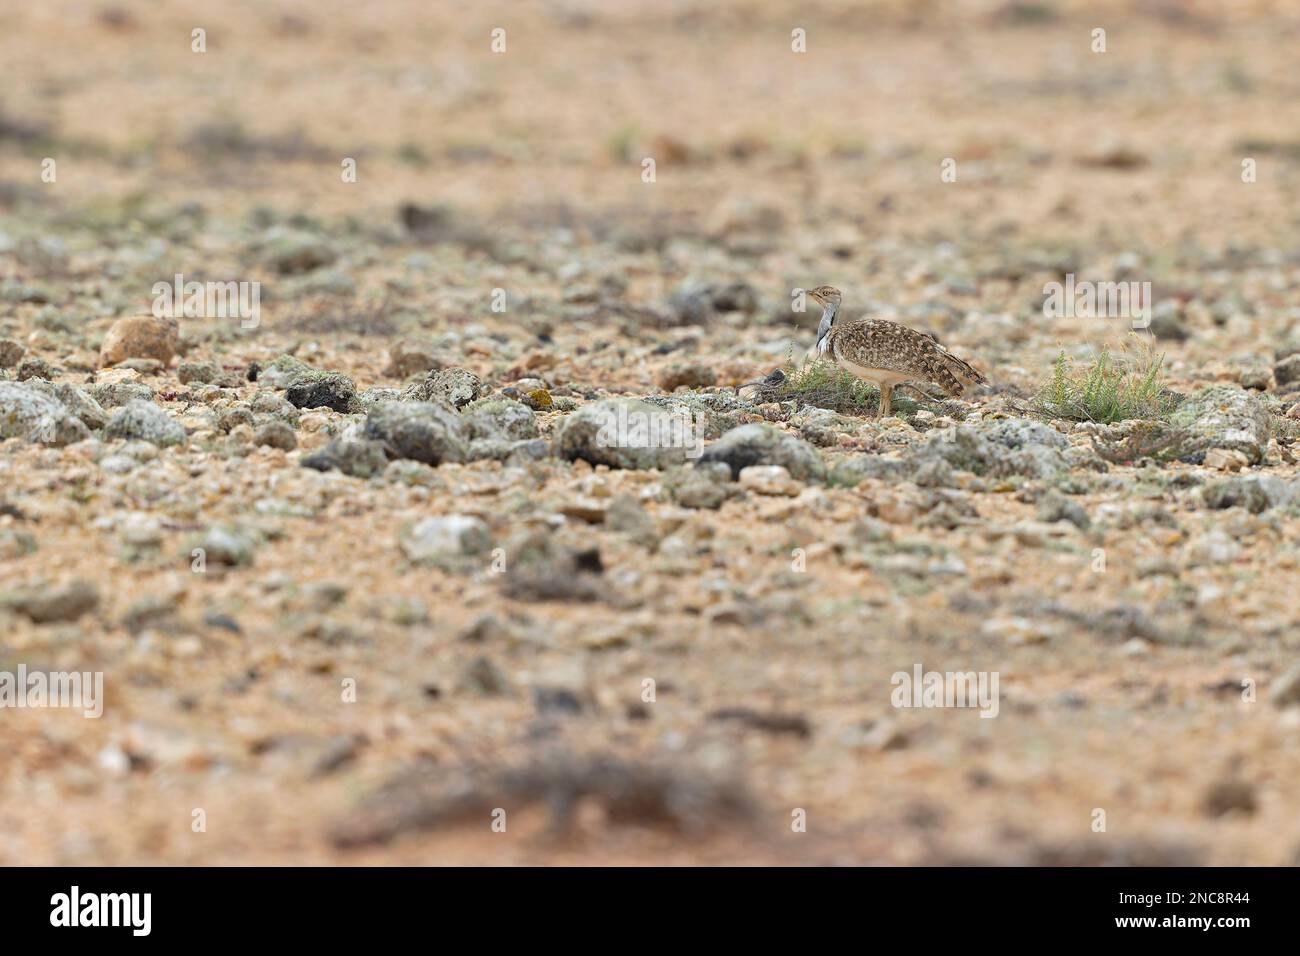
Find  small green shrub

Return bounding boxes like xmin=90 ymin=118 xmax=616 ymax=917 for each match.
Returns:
xmin=1035 ymin=342 xmax=1176 ymax=424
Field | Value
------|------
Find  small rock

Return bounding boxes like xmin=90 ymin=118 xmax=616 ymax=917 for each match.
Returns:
xmin=265 ymin=230 xmax=336 ymax=274
xmin=738 ymin=464 xmax=801 ymax=496
xmin=698 ymin=423 xmax=825 ymax=482
xmin=1274 ymin=354 xmax=1300 ymax=386
xmin=1201 ymin=778 xmax=1257 ymax=818
xmin=462 ymin=398 xmax=538 ymax=441
xmin=659 ymin=362 xmax=717 ymax=391
xmin=285 ymin=372 xmax=356 ymax=412
xmin=1271 ymin=664 xmax=1300 ymax=708
xmin=521 ymin=388 xmax=553 ymax=411
xmin=0 ymin=339 xmax=25 ymax=368
xmin=253 ymin=420 xmax=297 ymax=451
xmin=400 ymin=367 xmax=486 ymax=409
xmin=301 ymin=438 xmax=389 ymax=478
xmin=100 ymin=314 xmax=180 ymax=367
xmin=1168 ymin=385 xmax=1271 ymax=465
xmin=1037 ymin=490 xmax=1090 ymax=529
xmin=1186 ymin=530 xmax=1240 ymax=567
xmin=0 ymin=529 xmax=38 ymax=560
xmin=606 ymin=494 xmax=654 ymax=536
xmin=667 ymin=466 xmax=734 ymax=509
xmin=460 ymin=656 xmax=510 ymax=696
xmin=0 ymin=382 xmax=90 ymax=445
xmin=554 ymin=398 xmax=699 ymax=471
xmin=1204 ymin=447 xmax=1249 ymax=472
xmin=177 ymin=360 xmax=220 ymax=385
xmin=363 ymin=401 xmax=468 ymax=465
xmin=193 ymin=527 xmax=257 ymax=567
xmin=1203 ymin=475 xmax=1292 ymax=513
xmin=5 ymin=580 xmax=99 ymax=624
xmin=384 ymin=340 xmax=443 ymax=378
xmin=534 ymin=686 xmax=585 ymax=716
xmin=15 ymin=356 xmax=56 ymax=381
xmin=400 ymin=515 xmax=491 ymax=564
xmin=104 ymin=400 xmax=187 ymax=446
xmin=1239 ymin=368 xmax=1272 ymax=391
xmin=861 ymin=718 xmax=909 ymax=751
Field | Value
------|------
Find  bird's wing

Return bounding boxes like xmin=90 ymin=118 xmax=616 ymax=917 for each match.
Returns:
xmin=833 ymin=321 xmax=985 ymax=395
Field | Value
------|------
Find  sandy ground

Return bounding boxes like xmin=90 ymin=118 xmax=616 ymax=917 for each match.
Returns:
xmin=3 ymin=0 xmax=1300 ymax=865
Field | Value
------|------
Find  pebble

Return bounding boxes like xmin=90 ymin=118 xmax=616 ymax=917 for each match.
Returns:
xmin=100 ymin=315 xmax=179 ymax=367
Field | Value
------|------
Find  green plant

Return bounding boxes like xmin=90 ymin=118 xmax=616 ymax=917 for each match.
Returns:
xmin=1035 ymin=341 xmax=1176 ymax=424
xmin=777 ymin=360 xmax=885 ymax=415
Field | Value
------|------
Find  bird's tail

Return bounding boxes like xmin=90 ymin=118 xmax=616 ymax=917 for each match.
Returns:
xmin=937 ymin=346 xmax=987 ymax=395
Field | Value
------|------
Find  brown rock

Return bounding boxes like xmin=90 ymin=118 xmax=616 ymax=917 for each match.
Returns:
xmin=1201 ymin=778 xmax=1257 ymax=818
xmin=384 ymin=340 xmax=443 ymax=379
xmin=659 ymin=361 xmax=717 ymax=391
xmin=100 ymin=315 xmax=180 ymax=368
xmin=0 ymin=339 xmax=25 ymax=368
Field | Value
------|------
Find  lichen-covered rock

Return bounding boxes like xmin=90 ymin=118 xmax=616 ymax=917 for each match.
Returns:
xmin=104 ymin=400 xmax=187 ymax=446
xmin=255 ymin=357 xmax=359 ymax=411
xmin=554 ymin=398 xmax=700 ymax=471
xmin=1037 ymin=489 xmax=1091 ymax=528
xmin=253 ymin=420 xmax=297 ymax=451
xmin=1202 ymin=475 xmax=1293 ymax=513
xmin=285 ymin=371 xmax=357 ymax=412
xmin=400 ymin=367 xmax=487 ymax=409
xmin=301 ymin=437 xmax=390 ymax=478
xmin=643 ymin=391 xmax=754 ymax=440
xmin=905 ymin=423 xmax=1069 ymax=481
xmin=87 ymin=381 xmax=155 ymax=408
xmin=362 ymin=401 xmax=468 ymax=465
xmin=0 ymin=382 xmax=90 ymax=445
xmin=697 ymin=423 xmax=825 ymax=481
xmin=462 ymin=398 xmax=538 ymax=441
xmin=100 ymin=314 xmax=180 ymax=367
xmin=357 ymin=386 xmax=402 ymax=408
xmin=506 ymin=438 xmax=550 ymax=463
xmin=665 ymin=464 xmax=734 ymax=509
xmin=178 ymin=360 xmax=220 ymax=384
xmin=1274 ymin=354 xmax=1300 ymax=387
xmin=982 ymin=418 xmax=1069 ymax=451
xmin=16 ymin=356 xmax=56 ymax=381
xmin=17 ymin=381 xmax=108 ymax=430
xmin=1167 ymin=385 xmax=1272 ymax=464
xmin=264 ymin=229 xmax=336 ymax=275
xmin=828 ymin=454 xmax=909 ymax=487
xmin=256 ymin=355 xmax=315 ymax=389
xmin=249 ymin=390 xmax=300 ymax=423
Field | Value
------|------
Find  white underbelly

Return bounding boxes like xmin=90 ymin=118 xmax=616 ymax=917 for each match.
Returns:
xmin=835 ymin=356 xmax=910 ymax=387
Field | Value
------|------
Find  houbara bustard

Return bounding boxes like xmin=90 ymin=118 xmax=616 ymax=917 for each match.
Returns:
xmin=805 ymin=285 xmax=986 ymax=417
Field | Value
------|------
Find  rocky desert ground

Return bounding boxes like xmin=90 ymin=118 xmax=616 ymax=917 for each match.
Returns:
xmin=4 ymin=0 xmax=1300 ymax=865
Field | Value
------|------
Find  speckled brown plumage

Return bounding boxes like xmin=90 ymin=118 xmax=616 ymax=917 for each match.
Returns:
xmin=826 ymin=320 xmax=985 ymax=393
xmin=807 ymin=285 xmax=986 ymax=417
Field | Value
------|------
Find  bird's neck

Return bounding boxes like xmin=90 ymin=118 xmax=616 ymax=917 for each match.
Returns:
xmin=815 ymin=301 xmax=838 ymax=347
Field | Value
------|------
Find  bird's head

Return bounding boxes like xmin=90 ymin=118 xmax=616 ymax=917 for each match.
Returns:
xmin=806 ymin=285 xmax=842 ymax=307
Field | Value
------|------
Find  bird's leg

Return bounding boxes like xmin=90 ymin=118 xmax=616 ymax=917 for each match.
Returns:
xmin=878 ymin=383 xmax=893 ymax=419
